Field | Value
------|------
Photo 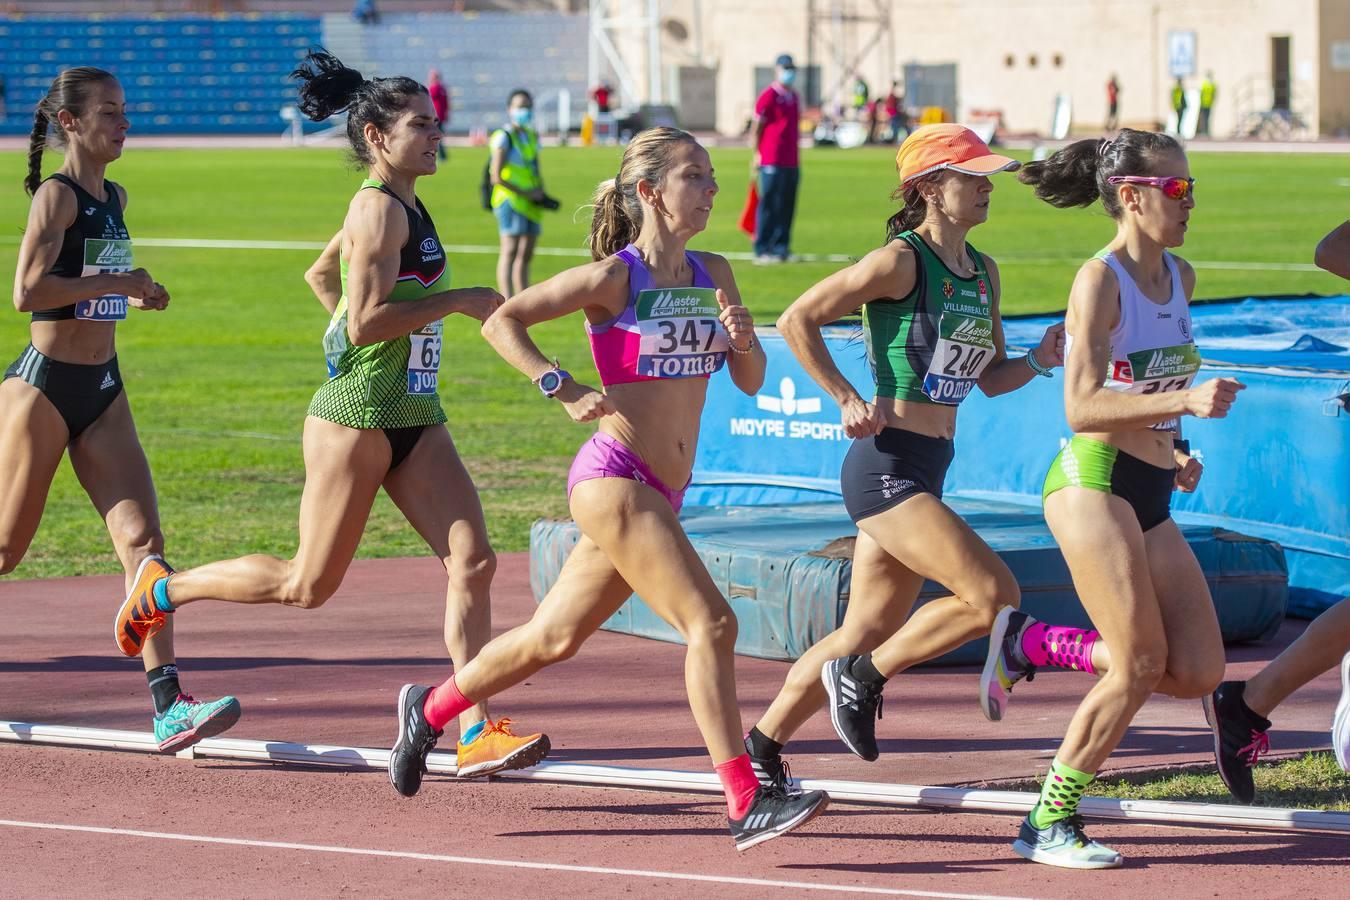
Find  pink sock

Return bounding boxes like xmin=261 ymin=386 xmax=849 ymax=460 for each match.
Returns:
xmin=715 ymin=754 xmax=760 ymax=820
xmin=423 ymin=675 xmax=473 ymax=731
xmin=1021 ymin=622 xmax=1099 ymax=674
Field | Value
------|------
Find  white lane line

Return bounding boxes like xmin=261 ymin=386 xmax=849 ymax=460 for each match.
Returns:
xmin=0 ymin=818 xmax=1035 ymax=900
xmin=0 ymin=235 xmax=1325 ymax=271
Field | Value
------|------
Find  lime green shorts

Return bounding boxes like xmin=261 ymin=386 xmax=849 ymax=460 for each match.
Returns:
xmin=1042 ymin=436 xmax=1175 ymax=532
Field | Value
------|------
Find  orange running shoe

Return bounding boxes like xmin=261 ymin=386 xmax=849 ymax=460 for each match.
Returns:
xmin=456 ymin=717 xmax=550 ymax=779
xmin=115 ymin=555 xmax=172 ymax=657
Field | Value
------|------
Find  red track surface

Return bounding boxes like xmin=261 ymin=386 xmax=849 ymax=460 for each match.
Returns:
xmin=3 ymin=555 xmax=1346 ymax=898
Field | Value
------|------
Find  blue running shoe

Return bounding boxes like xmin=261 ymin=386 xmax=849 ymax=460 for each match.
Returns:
xmin=154 ymin=693 xmax=241 ymax=753
xmin=1012 ymin=812 xmax=1123 ymax=870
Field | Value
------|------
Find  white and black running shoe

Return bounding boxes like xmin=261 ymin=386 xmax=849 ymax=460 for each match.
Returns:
xmin=821 ymin=655 xmax=884 ymax=761
xmin=745 ymin=735 xmax=800 ymax=794
xmin=389 ymin=683 xmax=443 ymax=797
xmin=729 ymin=784 xmax=830 ymax=851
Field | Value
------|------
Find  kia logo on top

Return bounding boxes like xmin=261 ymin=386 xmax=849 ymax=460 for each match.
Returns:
xmin=420 ymin=238 xmax=440 ymax=254
xmin=731 ymin=377 xmax=846 ymax=441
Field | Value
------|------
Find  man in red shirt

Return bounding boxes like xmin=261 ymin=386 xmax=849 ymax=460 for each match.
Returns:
xmin=751 ymin=53 xmax=801 ymax=263
xmin=428 ymin=69 xmax=450 ymax=161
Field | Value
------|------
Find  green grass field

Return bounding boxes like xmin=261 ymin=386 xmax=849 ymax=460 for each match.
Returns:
xmin=0 ymin=145 xmax=1346 ymax=576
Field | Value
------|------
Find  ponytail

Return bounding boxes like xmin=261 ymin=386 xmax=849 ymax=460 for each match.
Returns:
xmin=884 ymin=181 xmax=930 ymax=243
xmin=1016 ymin=138 xmax=1103 ymax=209
xmin=587 ymin=178 xmax=639 ymax=261
xmin=585 ymin=126 xmax=699 ymax=261
xmin=291 ymin=48 xmax=426 ymax=168
xmin=23 ymin=66 xmax=117 ymax=196
xmin=25 ymin=108 xmax=49 ymax=197
xmin=1019 ymin=128 xmax=1183 ymax=219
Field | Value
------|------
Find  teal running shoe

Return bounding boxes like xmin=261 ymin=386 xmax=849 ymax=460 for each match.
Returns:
xmin=154 ymin=693 xmax=242 ymax=753
xmin=1012 ymin=812 xmax=1123 ymax=869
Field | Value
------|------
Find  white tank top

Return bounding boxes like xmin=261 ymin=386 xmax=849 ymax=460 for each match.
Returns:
xmin=1064 ymin=250 xmax=1201 ymax=432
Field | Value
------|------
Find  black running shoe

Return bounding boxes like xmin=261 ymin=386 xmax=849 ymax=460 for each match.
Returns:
xmin=980 ymin=607 xmax=1038 ymax=722
xmin=728 ymin=784 xmax=830 ymax=851
xmin=745 ymin=736 xmax=799 ymax=794
xmin=389 ymin=683 xmax=443 ymax=797
xmin=821 ymin=655 xmax=884 ymax=761
xmin=1202 ymin=680 xmax=1272 ymax=804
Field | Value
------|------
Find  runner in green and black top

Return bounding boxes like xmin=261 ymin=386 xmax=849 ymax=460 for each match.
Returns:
xmin=742 ymin=125 xmax=1075 ymax=795
xmin=5 ymin=67 xmax=239 ymax=751
xmin=113 ymin=51 xmax=548 ymax=780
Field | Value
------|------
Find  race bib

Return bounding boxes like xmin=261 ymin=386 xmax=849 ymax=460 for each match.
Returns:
xmin=407 ymin=320 xmax=442 ymax=394
xmin=634 ymin=287 xmax=729 ymax=379
xmin=1115 ymin=342 xmax=1201 ymax=431
xmin=922 ymin=312 xmax=994 ymax=405
xmin=77 ymin=238 xmax=131 ymax=321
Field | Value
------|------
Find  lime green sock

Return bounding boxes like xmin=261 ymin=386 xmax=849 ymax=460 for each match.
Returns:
xmin=1029 ymin=758 xmax=1095 ymax=828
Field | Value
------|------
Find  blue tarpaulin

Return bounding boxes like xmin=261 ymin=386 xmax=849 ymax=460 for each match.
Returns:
xmin=687 ymin=295 xmax=1347 ymax=616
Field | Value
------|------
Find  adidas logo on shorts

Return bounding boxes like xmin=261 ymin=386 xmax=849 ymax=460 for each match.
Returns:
xmin=100 ymin=373 xmax=116 ymax=390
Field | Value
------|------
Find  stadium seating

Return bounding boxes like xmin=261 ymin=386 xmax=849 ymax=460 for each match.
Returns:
xmin=0 ymin=16 xmax=322 ymax=134
xmin=0 ymin=11 xmax=586 ymax=136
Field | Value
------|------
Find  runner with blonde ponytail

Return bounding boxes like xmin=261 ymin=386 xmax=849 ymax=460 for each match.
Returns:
xmin=389 ymin=127 xmax=831 ymax=852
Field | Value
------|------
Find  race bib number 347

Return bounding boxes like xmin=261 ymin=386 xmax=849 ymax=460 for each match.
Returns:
xmin=922 ymin=313 xmax=994 ymax=405
xmin=77 ymin=238 xmax=131 ymax=321
xmin=407 ymin=321 xmax=443 ymax=394
xmin=635 ymin=287 xmax=729 ymax=378
xmin=1118 ymin=342 xmax=1201 ymax=431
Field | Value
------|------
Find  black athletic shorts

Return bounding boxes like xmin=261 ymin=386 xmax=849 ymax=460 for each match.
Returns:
xmin=840 ymin=426 xmax=955 ymax=524
xmin=383 ymin=425 xmax=426 ymax=471
xmin=4 ymin=343 xmax=123 ymax=441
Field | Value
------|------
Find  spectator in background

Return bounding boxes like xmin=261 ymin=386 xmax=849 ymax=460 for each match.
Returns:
xmin=751 ymin=54 xmax=801 ymax=265
xmin=1171 ymin=77 xmax=1187 ymax=132
xmin=0 ymin=74 xmax=7 ymax=121
xmin=591 ymin=81 xmax=612 ymax=114
xmin=1198 ymin=71 xmax=1216 ymax=137
xmin=428 ymin=69 xmax=449 ymax=161
xmin=883 ymin=82 xmax=906 ymax=143
xmin=489 ymin=89 xmax=547 ymax=297
xmin=865 ymin=98 xmax=880 ymax=144
xmin=352 ymin=0 xmax=378 ymax=25
xmin=851 ymin=73 xmax=869 ymax=121
xmin=1105 ymin=74 xmax=1120 ymax=131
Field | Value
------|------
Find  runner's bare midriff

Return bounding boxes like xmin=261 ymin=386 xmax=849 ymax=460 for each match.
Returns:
xmin=1080 ymin=427 xmax=1176 ymax=469
xmin=29 ymin=320 xmax=118 ymax=366
xmin=876 ymin=396 xmax=958 ymax=439
xmin=599 ymin=378 xmax=707 ymax=489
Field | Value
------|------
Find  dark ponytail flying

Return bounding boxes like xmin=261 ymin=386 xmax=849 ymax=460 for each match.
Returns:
xmin=25 ymin=66 xmax=117 ymax=196
xmin=1017 ymin=127 xmax=1182 ymax=218
xmin=884 ymin=176 xmax=939 ymax=244
xmin=291 ymin=49 xmax=427 ymax=167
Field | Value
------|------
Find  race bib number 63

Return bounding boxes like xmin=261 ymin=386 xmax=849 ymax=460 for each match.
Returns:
xmin=407 ymin=321 xmax=443 ymax=394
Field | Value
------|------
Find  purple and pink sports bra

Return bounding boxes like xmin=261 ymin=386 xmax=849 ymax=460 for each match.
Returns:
xmin=587 ymin=244 xmax=729 ymax=386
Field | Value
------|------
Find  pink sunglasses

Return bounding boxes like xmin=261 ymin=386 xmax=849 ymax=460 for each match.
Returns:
xmin=1106 ymin=175 xmax=1195 ymax=201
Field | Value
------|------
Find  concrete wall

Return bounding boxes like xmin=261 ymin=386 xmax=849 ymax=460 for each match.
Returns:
xmin=654 ymin=0 xmax=1338 ymax=138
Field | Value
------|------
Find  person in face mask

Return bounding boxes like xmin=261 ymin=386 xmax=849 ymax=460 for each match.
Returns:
xmin=490 ymin=89 xmax=548 ymax=296
xmin=750 ymin=54 xmax=802 ymax=265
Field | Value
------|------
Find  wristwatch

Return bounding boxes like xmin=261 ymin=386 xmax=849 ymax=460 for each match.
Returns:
xmin=536 ymin=366 xmax=571 ymax=398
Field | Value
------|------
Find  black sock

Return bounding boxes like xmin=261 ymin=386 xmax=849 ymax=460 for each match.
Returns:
xmin=849 ymin=653 xmax=888 ymax=687
xmin=746 ymin=726 xmax=783 ymax=759
xmin=147 ymin=663 xmax=182 ymax=715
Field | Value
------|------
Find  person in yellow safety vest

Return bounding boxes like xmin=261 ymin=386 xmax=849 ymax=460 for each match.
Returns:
xmin=1198 ymin=72 xmax=1216 ymax=137
xmin=490 ymin=89 xmax=547 ymax=297
xmin=1170 ymin=77 xmax=1187 ymax=133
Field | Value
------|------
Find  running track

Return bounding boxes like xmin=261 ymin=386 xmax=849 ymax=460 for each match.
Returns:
xmin=3 ymin=556 xmax=1345 ymax=898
